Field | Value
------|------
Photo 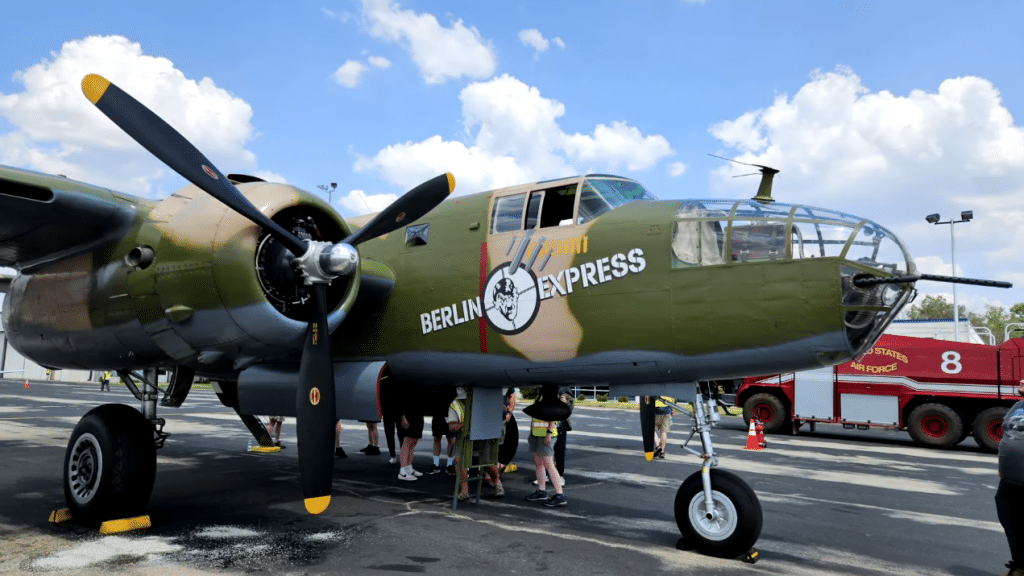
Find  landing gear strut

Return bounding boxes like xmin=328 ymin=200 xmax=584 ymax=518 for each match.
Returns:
xmin=659 ymin=382 xmax=762 ymax=559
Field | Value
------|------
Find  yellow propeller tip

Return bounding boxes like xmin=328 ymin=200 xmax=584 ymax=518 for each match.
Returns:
xmin=304 ymin=495 xmax=331 ymax=515
xmin=81 ymin=74 xmax=110 ymax=105
xmin=445 ymin=172 xmax=455 ymax=194
xmin=645 ymin=451 xmax=654 ymax=462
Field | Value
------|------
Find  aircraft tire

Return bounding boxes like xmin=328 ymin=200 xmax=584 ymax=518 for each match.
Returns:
xmin=675 ymin=469 xmax=762 ymax=558
xmin=63 ymin=404 xmax=156 ymax=526
xmin=742 ymin=393 xmax=788 ymax=433
xmin=972 ymin=406 xmax=1008 ymax=453
xmin=907 ymin=403 xmax=963 ymax=449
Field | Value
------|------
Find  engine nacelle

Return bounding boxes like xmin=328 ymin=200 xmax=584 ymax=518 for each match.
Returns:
xmin=237 ymin=361 xmax=386 ymax=422
xmin=2 ymin=180 xmax=359 ymax=373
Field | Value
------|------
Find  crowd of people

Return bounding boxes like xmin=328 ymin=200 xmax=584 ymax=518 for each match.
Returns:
xmin=261 ymin=385 xmax=576 ymax=508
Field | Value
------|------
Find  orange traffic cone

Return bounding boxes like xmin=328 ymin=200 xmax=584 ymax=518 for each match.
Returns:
xmin=744 ymin=420 xmax=762 ymax=450
xmin=24 ymin=380 xmax=29 ymax=389
xmin=755 ymin=421 xmax=767 ymax=449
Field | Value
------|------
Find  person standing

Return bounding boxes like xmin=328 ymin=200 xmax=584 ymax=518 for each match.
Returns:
xmin=397 ymin=385 xmax=425 ymax=481
xmin=525 ymin=415 xmax=566 ymax=507
xmin=100 ymin=371 xmax=111 ymax=392
xmin=268 ymin=416 xmax=285 ymax=448
xmin=358 ymin=421 xmax=381 ymax=455
xmin=334 ymin=421 xmax=347 ymax=458
xmin=535 ymin=388 xmax=573 ymax=488
xmin=653 ymin=396 xmax=674 ymax=459
xmin=997 ymin=384 xmax=1024 ymax=576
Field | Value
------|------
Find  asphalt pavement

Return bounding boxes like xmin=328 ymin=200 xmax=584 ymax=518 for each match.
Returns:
xmin=0 ymin=378 xmax=1008 ymax=575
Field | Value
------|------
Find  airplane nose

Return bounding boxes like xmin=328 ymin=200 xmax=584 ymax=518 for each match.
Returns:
xmin=828 ymin=217 xmax=915 ymax=355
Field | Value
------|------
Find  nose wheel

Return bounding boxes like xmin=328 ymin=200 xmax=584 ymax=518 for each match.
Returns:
xmin=675 ymin=469 xmax=761 ymax=558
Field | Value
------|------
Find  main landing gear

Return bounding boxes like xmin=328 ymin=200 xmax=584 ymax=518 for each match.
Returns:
xmin=62 ymin=368 xmax=182 ymax=525
xmin=660 ymin=383 xmax=762 ymax=559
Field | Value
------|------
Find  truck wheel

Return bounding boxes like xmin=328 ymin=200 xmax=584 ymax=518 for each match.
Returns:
xmin=907 ymin=403 xmax=964 ymax=449
xmin=973 ymin=407 xmax=1008 ymax=453
xmin=675 ymin=469 xmax=762 ymax=558
xmin=63 ymin=404 xmax=156 ymax=526
xmin=743 ymin=393 xmax=788 ymax=433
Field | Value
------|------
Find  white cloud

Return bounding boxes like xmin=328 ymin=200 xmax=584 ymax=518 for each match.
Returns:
xmin=518 ymin=29 xmax=564 ymax=57
xmin=708 ymin=66 xmax=1024 ymax=306
xmin=367 ymin=55 xmax=391 ymax=69
xmin=0 ymin=35 xmax=258 ymax=196
xmin=321 ymin=8 xmax=354 ymax=24
xmin=355 ymin=74 xmax=674 ymax=194
xmin=254 ymin=170 xmax=287 ymax=184
xmin=669 ymin=162 xmax=688 ymax=176
xmin=340 ymin=189 xmax=397 ymax=214
xmin=563 ymin=121 xmax=673 ymax=171
xmin=360 ymin=0 xmax=496 ymax=84
xmin=332 ymin=60 xmax=368 ymax=88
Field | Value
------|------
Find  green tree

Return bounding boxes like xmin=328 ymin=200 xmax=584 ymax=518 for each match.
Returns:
xmin=904 ymin=296 xmax=1024 ymax=344
xmin=904 ymin=295 xmax=967 ymax=320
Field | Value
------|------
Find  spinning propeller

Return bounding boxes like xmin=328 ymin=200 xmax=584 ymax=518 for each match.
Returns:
xmin=82 ymin=74 xmax=454 ymax=514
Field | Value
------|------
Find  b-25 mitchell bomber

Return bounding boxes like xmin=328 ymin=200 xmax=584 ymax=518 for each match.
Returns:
xmin=0 ymin=74 xmax=1009 ymax=558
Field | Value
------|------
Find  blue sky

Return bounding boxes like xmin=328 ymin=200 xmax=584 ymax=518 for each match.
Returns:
xmin=2 ymin=0 xmax=1024 ymax=316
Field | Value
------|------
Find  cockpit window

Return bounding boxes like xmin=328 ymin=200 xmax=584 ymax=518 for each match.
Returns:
xmin=671 ymin=199 xmax=913 ymax=276
xmin=843 ymin=222 xmax=910 ymax=275
xmin=673 ymin=202 xmax=726 ymax=265
xmin=578 ymin=178 xmax=657 ymax=224
xmin=491 ymin=193 xmax=526 ymax=233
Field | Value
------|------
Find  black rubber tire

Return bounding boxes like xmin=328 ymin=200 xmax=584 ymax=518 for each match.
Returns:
xmin=675 ymin=469 xmax=762 ymax=558
xmin=742 ymin=393 xmax=788 ymax=433
xmin=63 ymin=404 xmax=156 ymax=525
xmin=907 ymin=403 xmax=964 ymax=449
xmin=973 ymin=406 xmax=1008 ymax=453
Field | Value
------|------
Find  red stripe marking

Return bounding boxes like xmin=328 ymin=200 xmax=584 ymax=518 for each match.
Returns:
xmin=479 ymin=241 xmax=489 ymax=353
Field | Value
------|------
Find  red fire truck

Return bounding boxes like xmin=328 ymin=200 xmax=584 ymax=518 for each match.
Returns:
xmin=730 ymin=333 xmax=1022 ymax=451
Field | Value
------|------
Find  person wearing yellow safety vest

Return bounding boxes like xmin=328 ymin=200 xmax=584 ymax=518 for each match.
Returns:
xmin=447 ymin=387 xmax=504 ymax=500
xmin=100 ymin=371 xmax=111 ymax=392
xmin=653 ymin=396 xmax=674 ymax=459
xmin=525 ymin=410 xmax=567 ymax=507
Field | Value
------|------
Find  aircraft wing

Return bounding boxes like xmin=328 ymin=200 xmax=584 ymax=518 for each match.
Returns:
xmin=0 ymin=165 xmax=138 ymax=272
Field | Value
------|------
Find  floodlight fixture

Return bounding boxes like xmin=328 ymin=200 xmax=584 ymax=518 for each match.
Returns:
xmin=925 ymin=213 xmax=940 ymax=224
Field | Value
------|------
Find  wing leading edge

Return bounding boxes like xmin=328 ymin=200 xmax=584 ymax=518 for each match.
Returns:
xmin=0 ymin=165 xmax=139 ymax=272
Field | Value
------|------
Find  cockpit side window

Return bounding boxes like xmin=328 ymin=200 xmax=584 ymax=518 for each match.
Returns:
xmin=578 ymin=178 xmax=656 ymax=225
xmin=672 ymin=202 xmax=727 ymax=267
xmin=493 ymin=185 xmax=579 ymax=233
xmin=491 ymin=193 xmax=527 ymax=233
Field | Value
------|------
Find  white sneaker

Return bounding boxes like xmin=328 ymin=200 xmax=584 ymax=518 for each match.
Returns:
xmin=411 ymin=468 xmax=423 ymax=477
xmin=389 ymin=457 xmax=397 ymax=464
xmin=398 ymin=471 xmax=417 ymax=481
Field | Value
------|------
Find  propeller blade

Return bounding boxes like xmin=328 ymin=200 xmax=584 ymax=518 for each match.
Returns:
xmin=81 ymin=74 xmax=307 ymax=256
xmin=296 ymin=283 xmax=337 ymax=514
xmin=343 ymin=173 xmax=454 ymax=246
xmin=639 ymin=396 xmax=656 ymax=461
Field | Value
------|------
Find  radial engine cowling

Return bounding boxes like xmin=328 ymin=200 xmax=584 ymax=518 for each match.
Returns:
xmin=2 ymin=179 xmax=359 ymax=373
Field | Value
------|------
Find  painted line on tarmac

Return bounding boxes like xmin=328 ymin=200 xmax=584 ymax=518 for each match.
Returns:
xmin=564 ymin=444 xmax=959 ymax=496
xmin=757 ymin=490 xmax=1003 ymax=533
xmin=562 ymin=428 xmax=993 ymax=477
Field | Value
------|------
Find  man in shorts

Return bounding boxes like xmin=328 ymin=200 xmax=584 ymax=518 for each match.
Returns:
xmin=653 ymin=396 xmax=674 ymax=459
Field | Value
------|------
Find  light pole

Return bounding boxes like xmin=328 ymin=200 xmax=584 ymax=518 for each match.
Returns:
xmin=318 ymin=182 xmax=337 ymax=206
xmin=925 ymin=210 xmax=973 ymax=341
